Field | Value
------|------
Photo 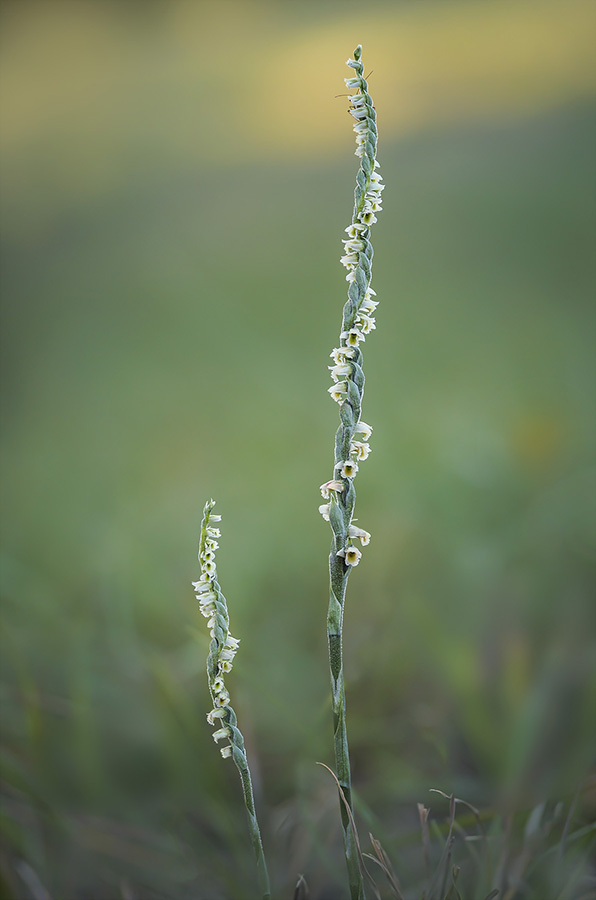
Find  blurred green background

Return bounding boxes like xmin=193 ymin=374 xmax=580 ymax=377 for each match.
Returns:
xmin=1 ymin=1 xmax=595 ymax=897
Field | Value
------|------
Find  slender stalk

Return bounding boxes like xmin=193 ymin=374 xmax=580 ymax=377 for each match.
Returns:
xmin=319 ymin=45 xmax=384 ymax=900
xmin=193 ymin=500 xmax=270 ymax=899
xmin=328 ymin=546 xmax=362 ymax=899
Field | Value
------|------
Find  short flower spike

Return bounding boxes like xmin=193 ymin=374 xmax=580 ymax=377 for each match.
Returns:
xmin=192 ymin=500 xmax=270 ymax=897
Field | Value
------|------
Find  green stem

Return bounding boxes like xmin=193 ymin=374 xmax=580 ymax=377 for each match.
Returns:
xmin=231 ymin=732 xmax=271 ymax=900
xmin=328 ymin=549 xmax=364 ymax=900
xmin=323 ymin=42 xmax=383 ymax=900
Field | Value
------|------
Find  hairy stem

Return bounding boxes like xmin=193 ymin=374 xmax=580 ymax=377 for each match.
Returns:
xmin=322 ymin=44 xmax=384 ymax=900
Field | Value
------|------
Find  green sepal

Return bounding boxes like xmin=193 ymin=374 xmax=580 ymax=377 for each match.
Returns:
xmin=228 ymin=724 xmax=245 ymax=750
xmin=335 ymin=424 xmax=352 ymax=463
xmin=330 ymin=552 xmax=346 ymax=600
xmin=361 ymin=240 xmax=373 ymax=262
xmin=340 ymin=400 xmax=355 ymax=429
xmin=327 ymin=594 xmax=343 ymax=641
xmin=206 ymin=653 xmax=218 ymax=683
xmin=342 ymin=299 xmax=357 ymax=329
xmin=348 ymin=278 xmax=362 ymax=303
xmin=222 ymin=707 xmax=237 ymax=727
xmin=329 ymin=499 xmax=346 ymax=540
xmin=358 ymin=253 xmax=371 ymax=279
xmin=211 ymin=622 xmax=226 ymax=646
xmin=355 ymin=266 xmax=367 ymax=294
xmin=351 ymin=362 xmax=365 ymax=393
xmin=214 ymin=597 xmax=228 ymax=617
xmin=346 ymin=379 xmax=361 ymax=417
xmin=343 ymin=480 xmax=356 ymax=519
xmin=351 ymin=346 xmax=363 ymax=368
xmin=231 ymin=743 xmax=246 ymax=770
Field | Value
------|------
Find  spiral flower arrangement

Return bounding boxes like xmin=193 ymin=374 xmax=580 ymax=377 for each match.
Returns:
xmin=193 ymin=46 xmax=383 ymax=899
xmin=319 ymin=45 xmax=384 ymax=900
xmin=193 ymin=500 xmax=270 ymax=899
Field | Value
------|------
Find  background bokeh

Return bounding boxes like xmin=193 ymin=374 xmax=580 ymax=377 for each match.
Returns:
xmin=1 ymin=1 xmax=595 ymax=898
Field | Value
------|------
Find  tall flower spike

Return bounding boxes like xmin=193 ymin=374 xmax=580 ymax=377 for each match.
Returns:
xmin=193 ymin=500 xmax=270 ymax=899
xmin=321 ymin=45 xmax=384 ymax=900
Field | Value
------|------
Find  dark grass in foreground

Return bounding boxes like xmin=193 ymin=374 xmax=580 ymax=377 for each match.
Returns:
xmin=293 ymin=777 xmax=596 ymax=900
xmin=1 ymin=772 xmax=594 ymax=898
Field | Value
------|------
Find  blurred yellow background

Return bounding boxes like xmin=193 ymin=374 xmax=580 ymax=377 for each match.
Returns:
xmin=1 ymin=1 xmax=595 ymax=226
xmin=1 ymin=1 xmax=595 ymax=897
